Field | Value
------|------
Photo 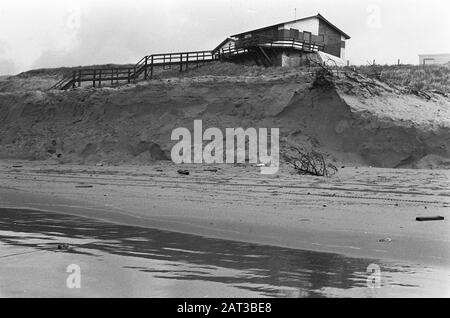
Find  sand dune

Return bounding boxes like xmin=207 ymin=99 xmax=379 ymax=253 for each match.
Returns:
xmin=0 ymin=63 xmax=449 ymax=168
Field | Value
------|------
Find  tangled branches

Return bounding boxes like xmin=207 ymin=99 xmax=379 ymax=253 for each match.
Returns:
xmin=283 ymin=146 xmax=338 ymax=177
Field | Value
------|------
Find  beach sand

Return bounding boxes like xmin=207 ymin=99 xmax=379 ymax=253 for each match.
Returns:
xmin=0 ymin=160 xmax=449 ymax=264
xmin=1 ymin=160 xmax=449 ymax=297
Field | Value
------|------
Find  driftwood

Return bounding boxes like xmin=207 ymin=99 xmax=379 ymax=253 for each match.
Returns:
xmin=283 ymin=147 xmax=338 ymax=177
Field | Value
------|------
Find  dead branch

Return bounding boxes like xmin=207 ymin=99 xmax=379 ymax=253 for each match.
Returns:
xmin=366 ymin=61 xmax=382 ymax=80
xmin=306 ymin=55 xmax=334 ymax=76
xmin=283 ymin=146 xmax=338 ymax=177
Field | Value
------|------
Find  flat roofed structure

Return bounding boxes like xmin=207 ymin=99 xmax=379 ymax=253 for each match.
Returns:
xmin=419 ymin=54 xmax=450 ymax=65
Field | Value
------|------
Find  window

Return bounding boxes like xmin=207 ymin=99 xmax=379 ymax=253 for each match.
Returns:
xmin=303 ymin=31 xmax=311 ymax=42
xmin=289 ymin=28 xmax=300 ymax=39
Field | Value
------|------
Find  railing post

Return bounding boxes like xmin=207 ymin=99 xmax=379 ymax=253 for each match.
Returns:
xmin=78 ymin=70 xmax=81 ymax=87
xmin=72 ymin=71 xmax=76 ymax=88
xmin=144 ymin=56 xmax=148 ymax=79
xmin=128 ymin=68 xmax=131 ymax=83
xmin=180 ymin=53 xmax=183 ymax=72
xmin=150 ymin=55 xmax=154 ymax=79
xmin=93 ymin=69 xmax=96 ymax=88
xmin=111 ymin=69 xmax=114 ymax=85
xmin=98 ymin=69 xmax=102 ymax=87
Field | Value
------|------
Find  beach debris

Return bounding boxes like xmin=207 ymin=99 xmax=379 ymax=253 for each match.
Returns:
xmin=177 ymin=169 xmax=190 ymax=176
xmin=95 ymin=162 xmax=104 ymax=166
xmin=283 ymin=146 xmax=338 ymax=177
xmin=416 ymin=216 xmax=444 ymax=222
xmin=204 ymin=168 xmax=218 ymax=172
xmin=12 ymin=165 xmax=23 ymax=168
xmin=75 ymin=184 xmax=93 ymax=188
xmin=378 ymin=237 xmax=392 ymax=243
xmin=57 ymin=243 xmax=71 ymax=251
xmin=256 ymin=163 xmax=266 ymax=167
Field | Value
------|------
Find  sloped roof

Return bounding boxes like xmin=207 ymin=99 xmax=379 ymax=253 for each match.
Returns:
xmin=231 ymin=13 xmax=350 ymax=39
xmin=212 ymin=37 xmax=235 ymax=52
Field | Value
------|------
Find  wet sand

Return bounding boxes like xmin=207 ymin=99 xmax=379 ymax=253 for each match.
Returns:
xmin=0 ymin=160 xmax=449 ymax=296
xmin=1 ymin=208 xmax=448 ymax=297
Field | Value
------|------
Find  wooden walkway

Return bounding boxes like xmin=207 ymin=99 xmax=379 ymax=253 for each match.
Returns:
xmin=51 ymin=35 xmax=326 ymax=90
xmin=51 ymin=50 xmax=218 ymax=90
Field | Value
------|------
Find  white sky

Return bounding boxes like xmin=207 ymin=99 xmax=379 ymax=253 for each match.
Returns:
xmin=0 ymin=0 xmax=449 ymax=74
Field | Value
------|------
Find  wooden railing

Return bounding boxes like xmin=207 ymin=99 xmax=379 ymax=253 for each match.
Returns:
xmin=236 ymin=35 xmax=325 ymax=52
xmin=51 ymin=50 xmax=218 ymax=90
xmin=216 ymin=46 xmax=249 ymax=58
xmin=50 ymin=36 xmax=326 ymax=90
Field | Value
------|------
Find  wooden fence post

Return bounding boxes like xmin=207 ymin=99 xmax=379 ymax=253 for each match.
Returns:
xmin=150 ymin=55 xmax=154 ymax=79
xmin=93 ymin=70 xmax=96 ymax=88
xmin=180 ymin=53 xmax=183 ymax=72
xmin=144 ymin=56 xmax=148 ymax=80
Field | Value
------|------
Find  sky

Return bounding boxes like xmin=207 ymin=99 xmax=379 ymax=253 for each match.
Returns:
xmin=0 ymin=0 xmax=449 ymax=75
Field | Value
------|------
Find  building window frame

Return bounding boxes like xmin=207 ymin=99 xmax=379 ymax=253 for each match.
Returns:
xmin=303 ymin=31 xmax=312 ymax=43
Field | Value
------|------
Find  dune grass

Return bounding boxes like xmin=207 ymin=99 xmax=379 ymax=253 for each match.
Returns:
xmin=353 ymin=64 xmax=450 ymax=93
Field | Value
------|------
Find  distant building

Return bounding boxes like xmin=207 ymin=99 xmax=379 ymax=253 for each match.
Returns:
xmin=213 ymin=13 xmax=350 ymax=67
xmin=419 ymin=54 xmax=450 ymax=65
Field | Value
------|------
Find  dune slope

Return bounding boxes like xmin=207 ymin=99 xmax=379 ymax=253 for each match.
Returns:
xmin=0 ymin=65 xmax=449 ymax=168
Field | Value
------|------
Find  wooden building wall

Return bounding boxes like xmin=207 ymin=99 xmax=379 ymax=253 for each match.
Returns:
xmin=318 ymin=20 xmax=344 ymax=58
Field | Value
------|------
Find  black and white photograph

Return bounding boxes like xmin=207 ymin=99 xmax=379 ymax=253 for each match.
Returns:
xmin=0 ymin=0 xmax=449 ymax=303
